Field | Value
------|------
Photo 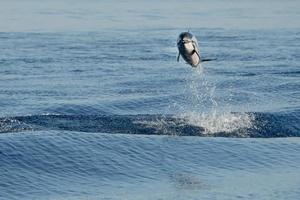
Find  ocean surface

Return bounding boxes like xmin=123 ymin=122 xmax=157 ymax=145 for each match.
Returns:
xmin=1 ymin=0 xmax=300 ymax=199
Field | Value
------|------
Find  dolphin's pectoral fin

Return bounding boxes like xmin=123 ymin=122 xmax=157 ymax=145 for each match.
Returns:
xmin=177 ymin=52 xmax=180 ymax=62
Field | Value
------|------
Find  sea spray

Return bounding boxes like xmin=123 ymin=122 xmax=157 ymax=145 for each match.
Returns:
xmin=171 ymin=65 xmax=254 ymax=135
xmin=180 ymin=112 xmax=254 ymax=135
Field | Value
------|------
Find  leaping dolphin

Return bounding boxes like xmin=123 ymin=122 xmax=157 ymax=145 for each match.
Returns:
xmin=177 ymin=32 xmax=215 ymax=67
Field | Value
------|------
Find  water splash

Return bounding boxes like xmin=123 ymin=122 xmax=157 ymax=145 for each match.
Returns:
xmin=180 ymin=112 xmax=254 ymax=135
xmin=171 ymin=65 xmax=254 ymax=135
xmin=169 ymin=65 xmax=216 ymax=113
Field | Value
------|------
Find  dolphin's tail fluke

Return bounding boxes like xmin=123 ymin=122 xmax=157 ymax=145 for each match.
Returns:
xmin=201 ymin=58 xmax=217 ymax=62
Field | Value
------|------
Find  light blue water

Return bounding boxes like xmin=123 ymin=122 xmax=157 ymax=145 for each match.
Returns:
xmin=1 ymin=0 xmax=300 ymax=199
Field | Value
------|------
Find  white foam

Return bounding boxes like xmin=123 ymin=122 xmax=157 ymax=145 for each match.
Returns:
xmin=180 ymin=111 xmax=254 ymax=135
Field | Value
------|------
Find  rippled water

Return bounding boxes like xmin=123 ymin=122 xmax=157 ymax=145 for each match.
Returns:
xmin=1 ymin=0 xmax=300 ymax=199
xmin=1 ymin=132 xmax=300 ymax=200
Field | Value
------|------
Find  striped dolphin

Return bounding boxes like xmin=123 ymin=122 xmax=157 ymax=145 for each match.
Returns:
xmin=177 ymin=32 xmax=215 ymax=67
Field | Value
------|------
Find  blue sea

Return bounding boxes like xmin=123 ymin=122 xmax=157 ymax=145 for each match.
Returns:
xmin=1 ymin=0 xmax=300 ymax=199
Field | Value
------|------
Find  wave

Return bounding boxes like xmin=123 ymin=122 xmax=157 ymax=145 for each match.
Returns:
xmin=0 ymin=111 xmax=299 ymax=137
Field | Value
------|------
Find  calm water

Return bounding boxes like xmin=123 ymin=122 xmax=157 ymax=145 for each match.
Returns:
xmin=1 ymin=0 xmax=300 ymax=199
